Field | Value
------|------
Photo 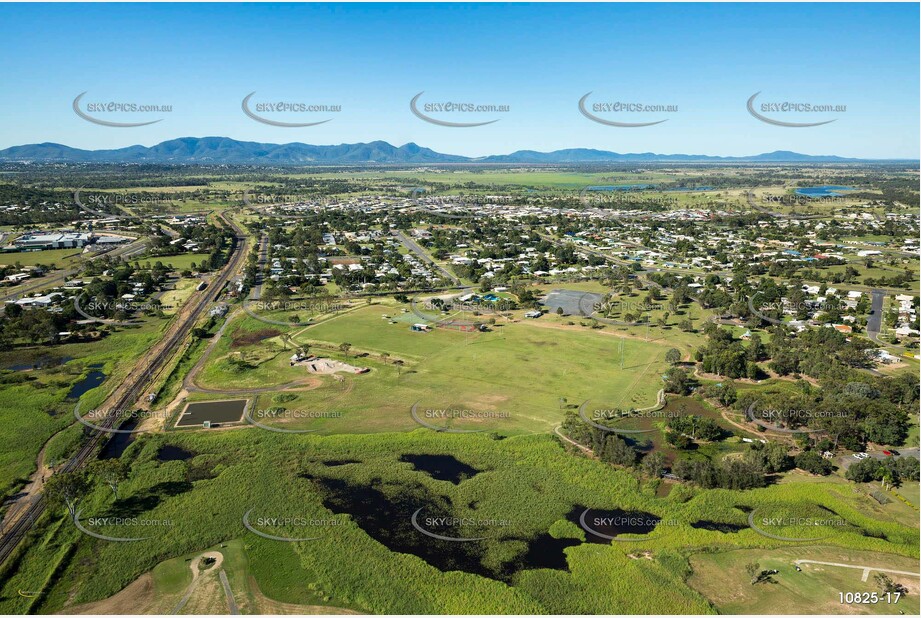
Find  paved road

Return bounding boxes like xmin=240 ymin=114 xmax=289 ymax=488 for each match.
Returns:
xmin=392 ymin=229 xmax=460 ymax=285
xmin=867 ymin=289 xmax=885 ymax=343
xmin=0 ymin=238 xmax=146 ymax=303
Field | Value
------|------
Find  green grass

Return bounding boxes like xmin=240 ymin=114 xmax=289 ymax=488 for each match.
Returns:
xmin=2 ymin=427 xmax=916 ymax=615
xmin=0 ymin=248 xmax=83 ymax=268
xmin=688 ymin=546 xmax=920 ymax=615
xmin=130 ymin=253 xmax=211 ymax=271
xmin=0 ymin=319 xmax=168 ymax=502
xmin=193 ymin=302 xmax=674 ymax=435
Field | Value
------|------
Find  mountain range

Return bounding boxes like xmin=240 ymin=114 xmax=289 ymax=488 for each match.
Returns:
xmin=0 ymin=137 xmax=898 ymax=164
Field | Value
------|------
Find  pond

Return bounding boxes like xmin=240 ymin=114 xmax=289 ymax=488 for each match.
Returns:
xmin=157 ymin=445 xmax=195 ymax=461
xmin=568 ymin=505 xmax=661 ymax=543
xmin=67 ymin=368 xmax=107 ymax=400
xmin=795 ymin=186 xmax=854 ymax=197
xmin=690 ymin=520 xmax=747 ymax=533
xmin=399 ymin=454 xmax=481 ymax=484
xmin=175 ymin=399 xmax=247 ymax=427
xmin=311 ymin=476 xmax=578 ymax=581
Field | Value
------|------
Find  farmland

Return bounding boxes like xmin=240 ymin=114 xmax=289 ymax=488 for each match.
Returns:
xmin=0 ymin=160 xmax=917 ymax=616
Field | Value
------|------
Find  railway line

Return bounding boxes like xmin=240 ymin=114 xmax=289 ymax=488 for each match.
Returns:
xmin=0 ymin=211 xmax=248 ymax=567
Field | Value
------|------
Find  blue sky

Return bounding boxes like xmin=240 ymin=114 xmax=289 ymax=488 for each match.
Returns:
xmin=0 ymin=2 xmax=918 ymax=158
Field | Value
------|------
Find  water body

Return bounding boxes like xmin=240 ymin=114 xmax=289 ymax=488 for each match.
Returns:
xmin=312 ymin=476 xmax=576 ymax=580
xmin=175 ymin=399 xmax=247 ymax=427
xmin=664 ymin=186 xmax=715 ymax=192
xmin=66 ymin=369 xmax=107 ymax=400
xmin=690 ymin=520 xmax=747 ymax=533
xmin=98 ymin=418 xmax=139 ymax=460
xmin=399 ymin=454 xmax=481 ymax=484
xmin=585 ymin=184 xmax=654 ymax=192
xmin=795 ymin=186 xmax=855 ymax=197
xmin=3 ymin=355 xmax=73 ymax=371
xmin=568 ymin=506 xmax=661 ymax=543
xmin=157 ymin=445 xmax=195 ymax=461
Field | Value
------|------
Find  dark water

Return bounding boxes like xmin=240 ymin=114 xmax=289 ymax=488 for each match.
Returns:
xmin=310 ymin=476 xmax=576 ymax=580
xmin=690 ymin=520 xmax=747 ymax=533
xmin=67 ymin=369 xmax=106 ymax=400
xmin=157 ymin=445 xmax=195 ymax=461
xmin=399 ymin=454 xmax=481 ymax=484
xmin=568 ymin=505 xmax=661 ymax=543
xmin=98 ymin=418 xmax=139 ymax=459
xmin=176 ymin=399 xmax=247 ymax=426
xmin=3 ymin=355 xmax=74 ymax=371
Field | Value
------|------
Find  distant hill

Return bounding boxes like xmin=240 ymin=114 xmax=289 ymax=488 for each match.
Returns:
xmin=0 ymin=137 xmax=891 ymax=164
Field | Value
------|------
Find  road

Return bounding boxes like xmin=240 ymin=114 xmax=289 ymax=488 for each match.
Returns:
xmin=0 ymin=212 xmax=248 ymax=566
xmin=793 ymin=559 xmax=920 ymax=583
xmin=0 ymin=238 xmax=147 ymax=303
xmin=218 ymin=570 xmax=239 ymax=614
xmin=392 ymin=229 xmax=460 ymax=285
xmin=867 ymin=289 xmax=886 ymax=343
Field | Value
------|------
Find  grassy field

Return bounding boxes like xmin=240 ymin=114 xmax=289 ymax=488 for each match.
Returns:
xmin=157 ymin=278 xmax=199 ymax=316
xmin=688 ymin=546 xmax=920 ymax=615
xmin=0 ymin=318 xmax=170 ymax=502
xmin=0 ymin=248 xmax=84 ymax=268
xmin=1 ymin=426 xmax=916 ymax=615
xmin=131 ymin=253 xmax=211 ymax=271
xmin=192 ymin=301 xmax=674 ymax=435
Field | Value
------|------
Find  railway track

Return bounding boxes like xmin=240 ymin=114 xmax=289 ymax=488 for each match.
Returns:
xmin=0 ymin=211 xmax=248 ymax=567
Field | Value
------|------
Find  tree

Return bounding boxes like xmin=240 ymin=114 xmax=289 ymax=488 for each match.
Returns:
xmin=874 ymin=573 xmax=908 ymax=595
xmin=44 ymin=470 xmax=89 ymax=518
xmin=663 ymin=367 xmax=692 ymax=395
xmin=90 ymin=459 xmax=129 ymax=499
xmin=665 ymin=348 xmax=682 ymax=365
xmin=793 ymin=450 xmax=833 ymax=475
xmin=339 ymin=342 xmax=352 ymax=359
xmin=745 ymin=562 xmax=760 ymax=582
xmin=641 ymin=451 xmax=666 ymax=478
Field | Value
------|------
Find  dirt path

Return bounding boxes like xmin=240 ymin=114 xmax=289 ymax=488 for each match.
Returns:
xmin=171 ymin=551 xmax=224 ymax=614
xmin=522 ymin=318 xmax=672 ymax=345
xmin=554 ymin=425 xmax=594 ymax=456
xmin=218 ymin=570 xmax=239 ymax=615
xmin=0 ymin=434 xmax=54 ymax=534
xmin=794 ymin=559 xmax=921 ymax=582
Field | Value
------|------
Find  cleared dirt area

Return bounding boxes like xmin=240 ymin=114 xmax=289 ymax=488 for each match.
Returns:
xmin=293 ymin=356 xmax=368 ymax=375
xmin=231 ymin=328 xmax=281 ymax=348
